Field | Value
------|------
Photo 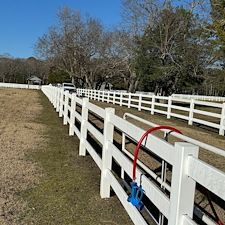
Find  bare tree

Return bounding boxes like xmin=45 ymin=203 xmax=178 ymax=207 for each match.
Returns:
xmin=99 ymin=28 xmax=139 ymax=92
xmin=122 ymin=0 xmax=174 ymax=33
xmin=0 ymin=57 xmax=18 ymax=83
xmin=35 ymin=7 xmax=106 ymax=88
xmin=24 ymin=57 xmax=49 ymax=82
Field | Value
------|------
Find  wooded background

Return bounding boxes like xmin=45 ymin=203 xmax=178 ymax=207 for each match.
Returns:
xmin=0 ymin=0 xmax=224 ymax=96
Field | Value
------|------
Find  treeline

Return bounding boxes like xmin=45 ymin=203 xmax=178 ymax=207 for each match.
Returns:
xmin=1 ymin=0 xmax=225 ymax=96
xmin=0 ymin=54 xmax=49 ymax=84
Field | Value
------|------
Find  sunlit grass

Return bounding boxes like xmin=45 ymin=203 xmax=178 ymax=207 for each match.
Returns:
xmin=21 ymin=92 xmax=131 ymax=225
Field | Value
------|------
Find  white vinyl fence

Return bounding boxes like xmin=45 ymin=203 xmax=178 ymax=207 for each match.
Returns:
xmin=0 ymin=82 xmax=41 ymax=89
xmin=42 ymin=85 xmax=225 ymax=225
xmin=172 ymin=94 xmax=225 ymax=102
xmin=76 ymin=89 xmax=225 ymax=136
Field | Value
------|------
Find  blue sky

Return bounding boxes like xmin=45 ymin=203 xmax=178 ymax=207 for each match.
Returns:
xmin=0 ymin=0 xmax=122 ymax=59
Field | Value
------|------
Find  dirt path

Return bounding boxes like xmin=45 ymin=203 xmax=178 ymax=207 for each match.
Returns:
xmin=0 ymin=88 xmax=45 ymax=224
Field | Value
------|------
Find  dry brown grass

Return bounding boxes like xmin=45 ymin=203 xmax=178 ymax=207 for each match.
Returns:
xmin=0 ymin=88 xmax=45 ymax=224
xmin=0 ymin=88 xmax=132 ymax=225
xmin=1 ymin=88 xmax=224 ymax=224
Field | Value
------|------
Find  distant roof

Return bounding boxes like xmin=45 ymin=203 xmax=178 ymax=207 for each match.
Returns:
xmin=27 ymin=75 xmax=42 ymax=81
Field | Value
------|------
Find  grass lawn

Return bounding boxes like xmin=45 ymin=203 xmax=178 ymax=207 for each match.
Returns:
xmin=21 ymin=92 xmax=132 ymax=224
xmin=0 ymin=88 xmax=132 ymax=225
xmin=1 ymin=88 xmax=224 ymax=224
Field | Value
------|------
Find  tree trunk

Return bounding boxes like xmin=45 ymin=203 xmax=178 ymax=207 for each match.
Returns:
xmin=71 ymin=76 xmax=75 ymax=85
xmin=84 ymin=73 xmax=93 ymax=89
xmin=128 ymin=81 xmax=135 ymax=93
xmin=128 ymin=71 xmax=138 ymax=93
xmin=170 ymin=75 xmax=179 ymax=94
xmin=154 ymin=84 xmax=159 ymax=95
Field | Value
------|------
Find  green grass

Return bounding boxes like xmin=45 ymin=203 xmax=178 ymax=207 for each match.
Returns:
xmin=20 ymin=92 xmax=132 ymax=225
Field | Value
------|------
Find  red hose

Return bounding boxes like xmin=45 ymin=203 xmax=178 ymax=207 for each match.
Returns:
xmin=132 ymin=126 xmax=182 ymax=181
xmin=132 ymin=125 xmax=223 ymax=225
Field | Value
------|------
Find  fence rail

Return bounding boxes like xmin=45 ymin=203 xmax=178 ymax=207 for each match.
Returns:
xmin=42 ymin=86 xmax=224 ymax=225
xmin=76 ymin=89 xmax=225 ymax=136
xmin=0 ymin=82 xmax=41 ymax=89
xmin=172 ymin=94 xmax=225 ymax=102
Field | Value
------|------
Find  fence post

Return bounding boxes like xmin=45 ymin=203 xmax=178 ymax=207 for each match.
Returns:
xmin=107 ymin=91 xmax=110 ymax=103
xmin=188 ymin=98 xmax=195 ymax=125
xmin=69 ymin=93 xmax=77 ymax=136
xmin=120 ymin=92 xmax=123 ymax=106
xmin=55 ymin=87 xmax=59 ymax=108
xmin=63 ymin=91 xmax=69 ymax=125
xmin=219 ymin=103 xmax=225 ymax=135
xmin=169 ymin=142 xmax=199 ymax=225
xmin=151 ymin=95 xmax=155 ymax=115
xmin=50 ymin=87 xmax=54 ymax=105
xmin=52 ymin=87 xmax=55 ymax=105
xmin=98 ymin=90 xmax=101 ymax=101
xmin=128 ymin=92 xmax=131 ymax=108
xmin=56 ymin=88 xmax=60 ymax=112
xmin=53 ymin=87 xmax=57 ymax=108
xmin=167 ymin=96 xmax=172 ymax=119
xmin=100 ymin=107 xmax=115 ymax=198
xmin=79 ymin=98 xmax=89 ymax=156
xmin=113 ymin=92 xmax=116 ymax=104
xmin=102 ymin=91 xmax=105 ymax=102
xmin=138 ymin=94 xmax=142 ymax=111
xmin=59 ymin=89 xmax=64 ymax=118
xmin=49 ymin=86 xmax=53 ymax=104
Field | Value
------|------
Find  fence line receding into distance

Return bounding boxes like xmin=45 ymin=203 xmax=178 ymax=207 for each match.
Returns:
xmin=0 ymin=83 xmax=224 ymax=225
xmin=76 ymin=89 xmax=225 ymax=136
xmin=42 ymin=86 xmax=224 ymax=225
